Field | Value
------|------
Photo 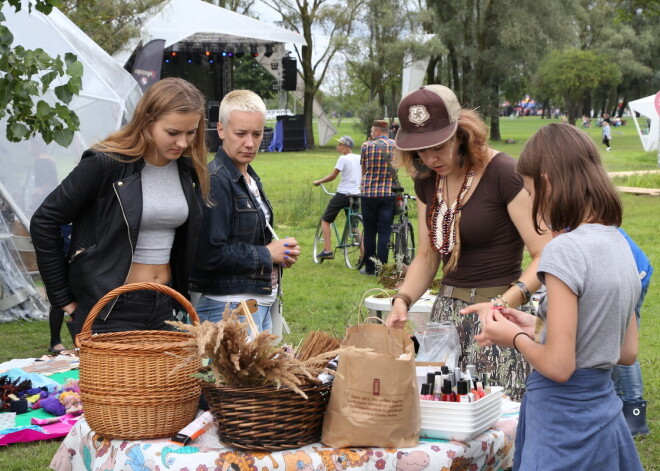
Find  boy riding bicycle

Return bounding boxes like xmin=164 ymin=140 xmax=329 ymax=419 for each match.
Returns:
xmin=313 ymin=135 xmax=361 ymax=259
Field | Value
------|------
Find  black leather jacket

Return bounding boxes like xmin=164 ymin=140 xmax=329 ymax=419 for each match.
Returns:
xmin=189 ymin=147 xmax=275 ymax=296
xmin=30 ymin=150 xmax=202 ymax=328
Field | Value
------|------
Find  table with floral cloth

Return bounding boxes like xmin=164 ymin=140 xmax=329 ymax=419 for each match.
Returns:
xmin=49 ymin=404 xmax=518 ymax=471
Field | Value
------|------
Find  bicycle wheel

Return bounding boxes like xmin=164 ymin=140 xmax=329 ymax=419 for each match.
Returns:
xmin=343 ymin=214 xmax=364 ymax=270
xmin=312 ymin=218 xmax=326 ymax=264
xmin=403 ymin=222 xmax=415 ymax=264
xmin=390 ymin=224 xmax=404 ymax=263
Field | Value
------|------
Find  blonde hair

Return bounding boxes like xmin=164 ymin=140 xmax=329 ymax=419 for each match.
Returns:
xmin=218 ymin=90 xmax=267 ymax=126
xmin=92 ymin=77 xmax=210 ymax=201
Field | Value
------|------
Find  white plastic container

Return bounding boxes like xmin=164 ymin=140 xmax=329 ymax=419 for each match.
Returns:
xmin=419 ymin=387 xmax=504 ymax=441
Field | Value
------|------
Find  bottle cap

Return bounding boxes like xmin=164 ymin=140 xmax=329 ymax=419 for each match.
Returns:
xmin=457 ymin=379 xmax=469 ymax=395
xmin=421 ymin=383 xmax=429 ymax=395
xmin=442 ymin=379 xmax=453 ymax=394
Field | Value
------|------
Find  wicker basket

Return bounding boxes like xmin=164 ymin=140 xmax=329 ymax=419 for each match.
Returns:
xmin=76 ymin=282 xmax=201 ymax=440
xmin=202 ymin=382 xmax=332 ymax=451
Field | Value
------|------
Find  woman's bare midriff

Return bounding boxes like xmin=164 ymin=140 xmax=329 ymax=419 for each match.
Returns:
xmin=125 ymin=262 xmax=172 ymax=285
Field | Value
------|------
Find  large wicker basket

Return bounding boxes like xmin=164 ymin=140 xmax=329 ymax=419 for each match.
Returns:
xmin=76 ymin=282 xmax=201 ymax=440
xmin=202 ymin=382 xmax=332 ymax=451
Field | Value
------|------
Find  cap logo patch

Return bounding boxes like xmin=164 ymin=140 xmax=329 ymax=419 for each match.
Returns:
xmin=409 ymin=105 xmax=430 ymax=126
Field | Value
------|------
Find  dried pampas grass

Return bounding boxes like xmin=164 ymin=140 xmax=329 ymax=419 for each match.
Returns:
xmin=168 ymin=309 xmax=350 ymax=399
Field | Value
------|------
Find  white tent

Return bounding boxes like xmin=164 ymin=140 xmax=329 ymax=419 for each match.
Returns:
xmin=113 ymin=0 xmax=306 ymax=66
xmin=112 ymin=0 xmax=337 ymax=146
xmin=628 ymin=93 xmax=660 ymax=153
xmin=1 ymin=1 xmax=143 ymax=228
xmin=0 ymin=1 xmax=142 ymax=322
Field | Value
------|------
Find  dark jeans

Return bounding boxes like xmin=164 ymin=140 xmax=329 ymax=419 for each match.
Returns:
xmin=87 ymin=288 xmax=176 ymax=334
xmin=361 ymin=196 xmax=395 ymax=274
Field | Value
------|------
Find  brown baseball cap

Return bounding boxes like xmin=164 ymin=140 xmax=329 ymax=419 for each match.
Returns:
xmin=395 ymin=85 xmax=462 ymax=151
xmin=372 ymin=119 xmax=389 ymax=129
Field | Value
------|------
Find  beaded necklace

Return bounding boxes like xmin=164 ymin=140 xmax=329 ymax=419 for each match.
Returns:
xmin=429 ymin=168 xmax=475 ymax=254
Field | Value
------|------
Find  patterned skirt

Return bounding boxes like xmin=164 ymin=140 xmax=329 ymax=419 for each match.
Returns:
xmin=430 ymin=295 xmax=533 ymax=401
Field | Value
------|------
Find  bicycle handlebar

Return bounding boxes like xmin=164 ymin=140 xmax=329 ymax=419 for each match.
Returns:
xmin=319 ymin=183 xmax=335 ymax=196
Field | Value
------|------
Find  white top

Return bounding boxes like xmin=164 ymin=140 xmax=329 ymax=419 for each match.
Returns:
xmin=133 ymin=160 xmax=188 ymax=264
xmin=335 ymin=152 xmax=361 ymax=195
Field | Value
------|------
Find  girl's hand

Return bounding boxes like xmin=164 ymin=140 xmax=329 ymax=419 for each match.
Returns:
xmin=498 ymin=307 xmax=537 ymax=337
xmin=475 ymin=308 xmax=515 ymax=347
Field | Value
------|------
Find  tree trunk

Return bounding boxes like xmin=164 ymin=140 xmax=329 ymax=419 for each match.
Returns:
xmin=489 ymin=83 xmax=501 ymax=141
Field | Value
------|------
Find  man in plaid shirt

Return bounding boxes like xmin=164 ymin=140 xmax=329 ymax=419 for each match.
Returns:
xmin=360 ymin=119 xmax=397 ymax=275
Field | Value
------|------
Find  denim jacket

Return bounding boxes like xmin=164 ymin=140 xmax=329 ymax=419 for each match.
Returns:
xmin=189 ymin=147 xmax=275 ymax=295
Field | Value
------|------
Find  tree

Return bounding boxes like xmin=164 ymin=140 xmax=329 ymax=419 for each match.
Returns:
xmin=535 ymin=49 xmax=621 ymax=125
xmin=0 ymin=0 xmax=83 ymax=146
xmin=262 ymin=0 xmax=361 ymax=148
xmin=426 ymin=0 xmax=576 ymax=141
xmin=59 ymin=0 xmax=165 ymax=55
xmin=233 ymin=56 xmax=277 ymax=100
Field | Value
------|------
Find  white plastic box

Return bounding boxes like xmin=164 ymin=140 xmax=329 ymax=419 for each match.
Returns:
xmin=419 ymin=386 xmax=504 ymax=441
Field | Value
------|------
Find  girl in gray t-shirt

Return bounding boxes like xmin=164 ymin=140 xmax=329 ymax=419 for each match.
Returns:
xmin=461 ymin=123 xmax=642 ymax=470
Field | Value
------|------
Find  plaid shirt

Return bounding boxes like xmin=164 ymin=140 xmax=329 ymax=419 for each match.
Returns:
xmin=360 ymin=135 xmax=396 ymax=197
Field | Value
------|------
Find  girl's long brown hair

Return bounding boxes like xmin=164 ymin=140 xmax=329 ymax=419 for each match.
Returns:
xmin=92 ymin=77 xmax=210 ymax=201
xmin=517 ymin=123 xmax=622 ymax=233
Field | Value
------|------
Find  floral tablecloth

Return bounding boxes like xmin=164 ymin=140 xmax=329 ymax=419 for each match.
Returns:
xmin=49 ymin=402 xmax=518 ymax=471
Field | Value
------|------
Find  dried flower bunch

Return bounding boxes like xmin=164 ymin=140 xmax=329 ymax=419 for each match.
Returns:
xmin=167 ymin=310 xmax=344 ymax=399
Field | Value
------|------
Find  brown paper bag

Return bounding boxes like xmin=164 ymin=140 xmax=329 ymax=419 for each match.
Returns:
xmin=321 ymin=320 xmax=420 ymax=448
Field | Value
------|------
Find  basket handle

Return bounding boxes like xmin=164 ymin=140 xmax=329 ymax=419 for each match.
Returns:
xmin=79 ymin=282 xmax=200 ymax=336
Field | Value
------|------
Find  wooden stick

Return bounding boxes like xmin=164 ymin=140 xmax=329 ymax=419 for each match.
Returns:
xmin=240 ymin=300 xmax=259 ymax=339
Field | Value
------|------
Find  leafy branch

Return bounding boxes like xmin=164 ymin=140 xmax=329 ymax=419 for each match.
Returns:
xmin=0 ymin=0 xmax=82 ymax=146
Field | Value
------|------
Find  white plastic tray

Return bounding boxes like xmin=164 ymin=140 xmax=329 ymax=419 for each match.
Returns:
xmin=420 ymin=404 xmax=504 ymax=441
xmin=421 ymin=400 xmax=503 ymax=426
xmin=419 ymin=387 xmax=503 ymax=417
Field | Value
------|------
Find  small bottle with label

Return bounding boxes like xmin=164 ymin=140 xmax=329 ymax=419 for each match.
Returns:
xmin=441 ymin=379 xmax=456 ymax=402
xmin=420 ymin=383 xmax=433 ymax=400
xmin=456 ymin=380 xmax=474 ymax=403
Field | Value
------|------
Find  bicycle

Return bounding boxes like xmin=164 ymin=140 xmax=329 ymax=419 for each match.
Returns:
xmin=312 ymin=184 xmax=364 ymax=269
xmin=389 ymin=190 xmax=416 ymax=265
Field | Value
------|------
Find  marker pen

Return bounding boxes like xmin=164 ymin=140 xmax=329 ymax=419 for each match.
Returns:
xmin=169 ymin=411 xmax=214 ymax=445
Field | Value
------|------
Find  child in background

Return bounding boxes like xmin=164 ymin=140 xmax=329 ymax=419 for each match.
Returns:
xmin=462 ymin=123 xmax=642 ymax=470
xmin=613 ymin=228 xmax=653 ymax=436
xmin=602 ymin=119 xmax=612 ymax=151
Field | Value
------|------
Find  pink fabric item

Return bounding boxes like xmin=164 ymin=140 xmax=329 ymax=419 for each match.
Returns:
xmin=0 ymin=414 xmax=81 ymax=446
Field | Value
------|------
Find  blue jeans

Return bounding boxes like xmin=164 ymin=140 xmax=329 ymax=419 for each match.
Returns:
xmin=361 ymin=196 xmax=395 ymax=274
xmin=612 ymin=283 xmax=648 ymax=403
xmin=195 ymin=296 xmax=272 ymax=333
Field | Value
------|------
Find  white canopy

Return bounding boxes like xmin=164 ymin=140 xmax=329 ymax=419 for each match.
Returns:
xmin=1 ymin=1 xmax=143 ymax=227
xmin=113 ymin=0 xmax=307 ymax=67
xmin=628 ymin=93 xmax=659 ymax=152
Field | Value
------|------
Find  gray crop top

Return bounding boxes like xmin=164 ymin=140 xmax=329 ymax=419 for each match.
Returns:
xmin=133 ymin=160 xmax=188 ymax=264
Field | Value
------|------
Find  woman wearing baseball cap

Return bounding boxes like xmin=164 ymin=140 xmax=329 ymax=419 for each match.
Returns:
xmin=386 ymin=85 xmax=551 ymax=400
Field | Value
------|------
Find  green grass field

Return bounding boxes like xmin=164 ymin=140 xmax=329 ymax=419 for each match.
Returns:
xmin=1 ymin=117 xmax=658 ymax=470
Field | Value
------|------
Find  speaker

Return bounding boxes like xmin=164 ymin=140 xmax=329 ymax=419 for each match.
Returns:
xmin=207 ymin=101 xmax=220 ymax=125
xmin=279 ymin=114 xmax=306 ymax=151
xmin=281 ymin=57 xmax=297 ymax=91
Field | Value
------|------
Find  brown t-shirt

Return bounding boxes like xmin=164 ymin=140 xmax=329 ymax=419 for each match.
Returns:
xmin=414 ymin=153 xmax=524 ymax=287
